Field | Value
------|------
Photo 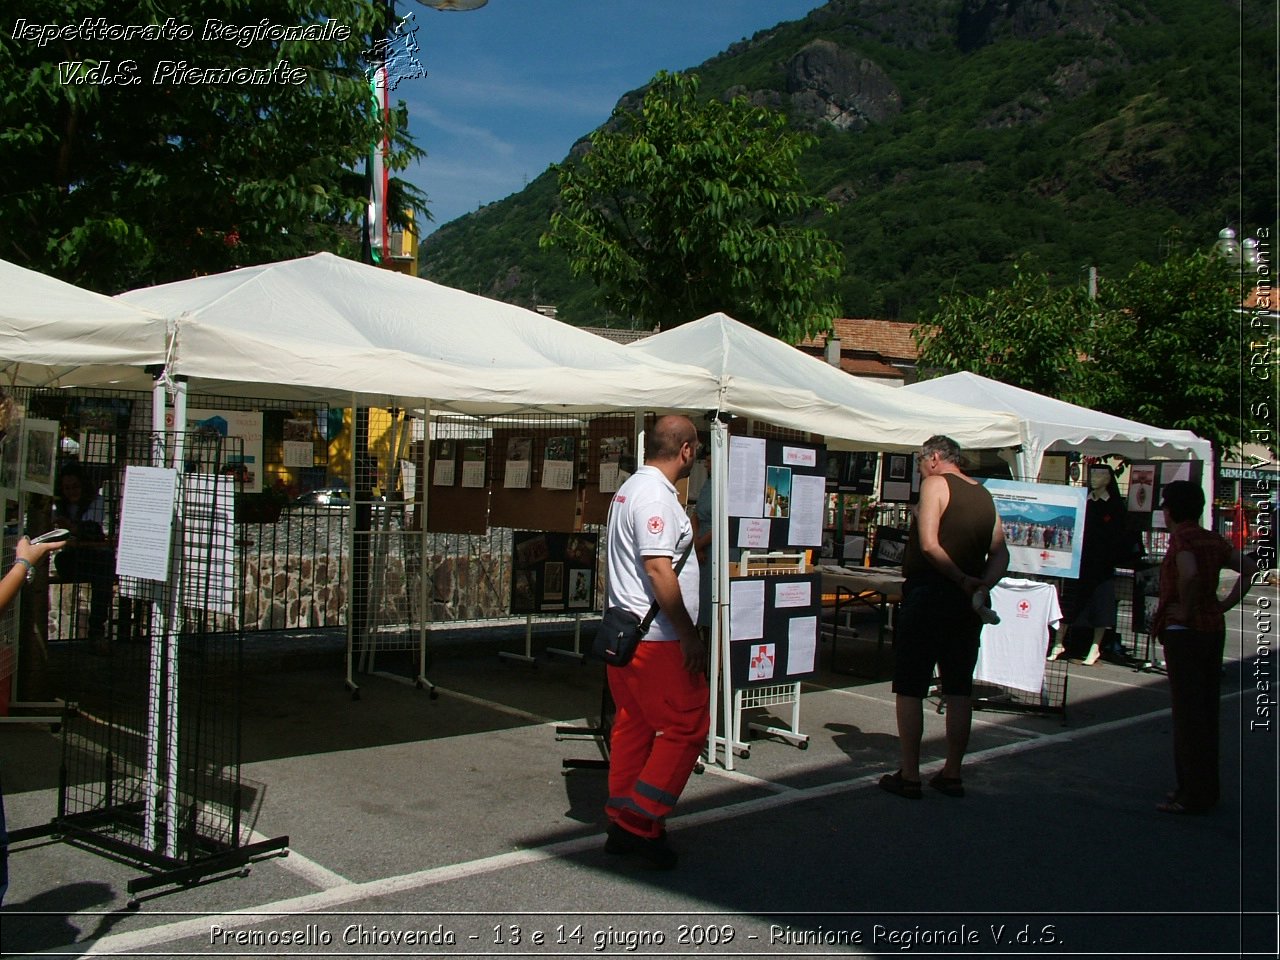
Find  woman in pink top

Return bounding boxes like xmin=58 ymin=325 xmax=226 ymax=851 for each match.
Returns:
xmin=1151 ymin=480 xmax=1254 ymax=815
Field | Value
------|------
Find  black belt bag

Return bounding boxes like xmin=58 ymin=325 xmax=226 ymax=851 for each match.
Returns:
xmin=592 ymin=542 xmax=693 ymax=667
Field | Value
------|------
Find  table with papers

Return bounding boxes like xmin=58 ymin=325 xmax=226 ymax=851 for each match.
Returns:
xmin=818 ymin=564 xmax=906 ymax=675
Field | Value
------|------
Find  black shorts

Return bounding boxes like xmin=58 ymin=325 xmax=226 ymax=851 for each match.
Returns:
xmin=891 ymin=575 xmax=982 ymax=698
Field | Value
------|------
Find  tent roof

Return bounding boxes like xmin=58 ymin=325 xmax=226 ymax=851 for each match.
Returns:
xmin=117 ymin=253 xmax=720 ymax=413
xmin=0 ymin=258 xmax=167 ymax=391
xmin=627 ymin=313 xmax=1022 ymax=452
xmin=904 ymin=371 xmax=1212 ymax=468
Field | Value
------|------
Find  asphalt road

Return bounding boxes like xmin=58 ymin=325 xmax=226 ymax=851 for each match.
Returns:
xmin=1 ymin=614 xmax=1275 ymax=958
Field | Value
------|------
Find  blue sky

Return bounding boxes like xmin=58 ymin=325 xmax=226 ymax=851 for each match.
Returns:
xmin=396 ymin=1 xmax=824 ymax=236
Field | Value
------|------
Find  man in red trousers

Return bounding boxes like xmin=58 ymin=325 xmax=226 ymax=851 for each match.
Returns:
xmin=603 ymin=415 xmax=707 ymax=869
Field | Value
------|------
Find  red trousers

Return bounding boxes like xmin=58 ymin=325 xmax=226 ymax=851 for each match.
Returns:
xmin=606 ymin=641 xmax=710 ymax=839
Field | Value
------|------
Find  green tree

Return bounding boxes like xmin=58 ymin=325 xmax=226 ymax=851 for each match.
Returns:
xmin=1092 ymin=250 xmax=1258 ymax=455
xmin=913 ymin=261 xmax=1104 ymax=404
xmin=1 ymin=1 xmax=424 ymax=293
xmin=916 ymin=248 xmax=1261 ymax=455
xmin=540 ymin=70 xmax=841 ymax=342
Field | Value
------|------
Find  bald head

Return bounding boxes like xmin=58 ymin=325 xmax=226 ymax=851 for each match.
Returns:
xmin=645 ymin=415 xmax=698 ymax=468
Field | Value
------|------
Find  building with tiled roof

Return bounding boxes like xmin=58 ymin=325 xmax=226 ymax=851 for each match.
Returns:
xmin=577 ymin=325 xmax=657 ymax=345
xmin=796 ymin=318 xmax=924 ymax=384
xmin=581 ymin=317 xmax=927 ymax=383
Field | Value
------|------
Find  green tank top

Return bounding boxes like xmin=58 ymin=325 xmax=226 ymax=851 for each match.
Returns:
xmin=903 ymin=474 xmax=997 ymax=579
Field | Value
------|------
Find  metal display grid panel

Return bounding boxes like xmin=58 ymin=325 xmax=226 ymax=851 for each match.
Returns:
xmin=13 ymin=430 xmax=287 ymax=904
xmin=961 ymin=566 xmax=1150 ymax=721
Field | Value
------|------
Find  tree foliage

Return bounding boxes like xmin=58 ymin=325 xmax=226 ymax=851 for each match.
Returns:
xmin=0 ymin=0 xmax=424 ymax=293
xmin=426 ymin=0 xmax=1273 ymax=327
xmin=1091 ymin=249 xmax=1258 ymax=455
xmin=540 ymin=70 xmax=841 ymax=342
xmin=913 ymin=262 xmax=1103 ymax=404
xmin=916 ymin=247 xmax=1261 ymax=455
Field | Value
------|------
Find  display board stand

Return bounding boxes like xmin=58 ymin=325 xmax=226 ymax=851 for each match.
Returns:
xmin=11 ymin=410 xmax=288 ymax=906
xmin=497 ymin=612 xmax=587 ymax=665
xmin=545 ymin=614 xmax=587 ymax=663
xmin=723 ymin=550 xmax=811 ymax=760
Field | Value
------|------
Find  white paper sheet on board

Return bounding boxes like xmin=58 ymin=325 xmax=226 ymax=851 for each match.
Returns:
xmin=729 ymin=578 xmax=765 ymax=641
xmin=541 ymin=459 xmax=575 ymax=490
xmin=283 ymin=441 xmax=313 ymax=468
xmin=433 ymin=460 xmax=456 ymax=486
xmin=599 ymin=462 xmax=621 ymax=493
xmin=728 ymin=436 xmax=766 ymax=517
xmin=461 ymin=461 xmax=486 ymax=488
xmin=786 ymin=616 xmax=818 ymax=674
xmin=787 ymin=473 xmax=826 ymax=546
xmin=775 ymin=581 xmax=812 ymax=608
xmin=782 ymin=446 xmax=817 ymax=468
xmin=504 ymin=459 xmax=530 ymax=489
xmin=737 ymin=517 xmax=771 ymax=549
xmin=116 ymin=466 xmax=178 ymax=582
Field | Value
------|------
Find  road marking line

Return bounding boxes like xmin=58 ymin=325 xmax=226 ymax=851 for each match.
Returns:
xmin=698 ymin=764 xmax=797 ymax=793
xmin=79 ymin=697 xmax=1214 ymax=956
xmin=246 ymin=831 xmax=349 ymax=890
xmin=368 ymin=670 xmax=558 ymax=725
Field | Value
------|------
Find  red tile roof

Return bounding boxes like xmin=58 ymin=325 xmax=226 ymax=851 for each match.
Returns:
xmin=1244 ymin=285 xmax=1277 ymax=313
xmin=577 ymin=325 xmax=655 ymax=344
xmin=799 ymin=318 xmax=922 ymax=361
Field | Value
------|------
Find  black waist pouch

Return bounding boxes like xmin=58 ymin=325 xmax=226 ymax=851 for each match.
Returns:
xmin=592 ymin=606 xmax=648 ymax=666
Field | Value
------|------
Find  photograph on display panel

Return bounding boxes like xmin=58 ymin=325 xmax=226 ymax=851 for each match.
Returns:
xmin=982 ymin=478 xmax=1087 ymax=580
xmin=21 ymin=418 xmax=59 ymax=497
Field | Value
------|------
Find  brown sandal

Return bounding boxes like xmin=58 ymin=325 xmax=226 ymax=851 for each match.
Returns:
xmin=878 ymin=770 xmax=922 ymax=799
xmin=929 ymin=774 xmax=965 ymax=798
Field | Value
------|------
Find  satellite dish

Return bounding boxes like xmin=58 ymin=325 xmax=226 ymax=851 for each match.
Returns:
xmin=418 ymin=0 xmax=488 ymax=10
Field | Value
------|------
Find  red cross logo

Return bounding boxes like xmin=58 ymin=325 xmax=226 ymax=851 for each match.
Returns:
xmin=647 ymin=516 xmax=664 ymax=534
xmin=1018 ymin=600 xmax=1030 ymax=613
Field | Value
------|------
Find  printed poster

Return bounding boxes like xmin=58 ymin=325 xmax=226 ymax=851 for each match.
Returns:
xmin=598 ymin=436 xmax=630 ymax=494
xmin=983 ymin=478 xmax=1087 ymax=580
xmin=1128 ymin=465 xmax=1156 ymax=513
xmin=169 ymin=407 xmax=264 ymax=493
xmin=748 ymin=642 xmax=776 ymax=682
xmin=504 ymin=437 xmax=532 ymax=489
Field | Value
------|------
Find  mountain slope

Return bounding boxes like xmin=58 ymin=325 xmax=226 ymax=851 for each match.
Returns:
xmin=421 ymin=0 xmax=1274 ymax=325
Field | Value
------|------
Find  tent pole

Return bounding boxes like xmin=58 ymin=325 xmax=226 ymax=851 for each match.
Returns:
xmin=707 ymin=417 xmax=729 ymax=769
xmin=416 ymin=402 xmax=434 ymax=694
xmin=365 ymin=406 xmax=401 ymax=676
xmin=142 ymin=373 xmax=168 ymax=850
xmin=345 ymin=396 xmax=359 ymax=698
xmin=161 ymin=379 xmax=188 ymax=858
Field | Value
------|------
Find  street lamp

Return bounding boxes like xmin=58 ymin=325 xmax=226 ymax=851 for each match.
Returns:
xmin=1213 ymin=226 xmax=1260 ymax=273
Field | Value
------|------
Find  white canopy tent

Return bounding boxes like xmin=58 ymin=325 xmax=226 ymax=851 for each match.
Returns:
xmin=2 ymin=258 xmax=1026 ymax=771
xmin=0 ymin=258 xmax=167 ymax=390
xmin=903 ymin=371 xmax=1213 ymax=483
xmin=629 ymin=314 xmax=1024 ymax=767
xmin=626 ymin=313 xmax=1023 ymax=453
xmin=116 ymin=252 xmax=720 ymax=412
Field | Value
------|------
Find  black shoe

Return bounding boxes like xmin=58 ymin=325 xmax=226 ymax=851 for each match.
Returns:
xmin=604 ymin=823 xmax=678 ymax=869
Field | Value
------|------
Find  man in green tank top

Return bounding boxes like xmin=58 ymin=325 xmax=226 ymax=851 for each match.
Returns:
xmin=879 ymin=435 xmax=1009 ymax=800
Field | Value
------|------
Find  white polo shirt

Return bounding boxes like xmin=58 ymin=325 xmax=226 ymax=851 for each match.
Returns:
xmin=605 ymin=465 xmax=699 ymax=641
